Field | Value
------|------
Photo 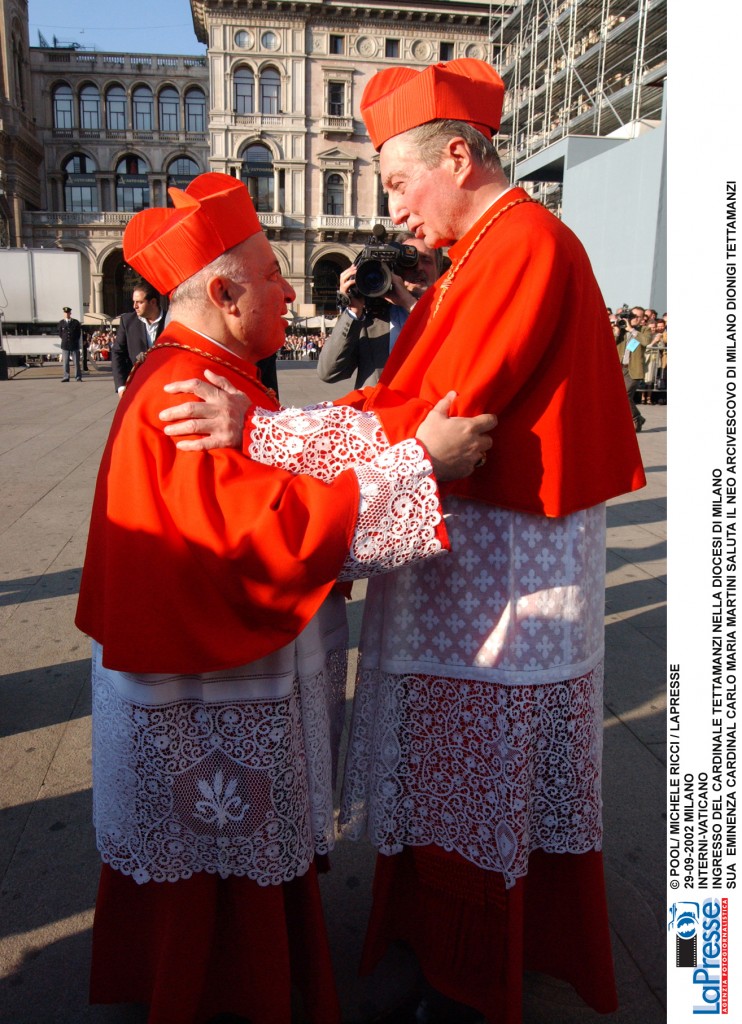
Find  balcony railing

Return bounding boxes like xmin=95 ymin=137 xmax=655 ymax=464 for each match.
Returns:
xmin=319 ymin=115 xmax=355 ymax=135
xmin=23 ymin=210 xmax=285 ymax=229
xmin=232 ymin=113 xmax=297 ymax=129
xmin=40 ymin=50 xmax=207 ymax=71
xmin=50 ymin=128 xmax=207 ymax=143
xmin=24 ymin=211 xmax=136 ymax=226
xmin=316 ymin=215 xmax=358 ymax=230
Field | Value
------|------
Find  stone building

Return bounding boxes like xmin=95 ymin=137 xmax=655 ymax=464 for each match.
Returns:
xmin=11 ymin=0 xmax=666 ymax=318
xmin=190 ymin=0 xmax=492 ymax=312
xmin=25 ymin=45 xmax=209 ymax=316
xmin=0 ymin=0 xmax=44 ymax=248
xmin=19 ymin=0 xmax=492 ymax=317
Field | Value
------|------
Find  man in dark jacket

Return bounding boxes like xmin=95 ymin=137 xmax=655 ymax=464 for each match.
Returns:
xmin=317 ymin=235 xmax=439 ymax=388
xmin=112 ymin=283 xmax=165 ymax=393
xmin=58 ymin=306 xmax=83 ymax=382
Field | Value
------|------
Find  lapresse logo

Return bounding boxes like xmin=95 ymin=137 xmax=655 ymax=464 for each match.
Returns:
xmin=668 ymin=899 xmax=729 ymax=1015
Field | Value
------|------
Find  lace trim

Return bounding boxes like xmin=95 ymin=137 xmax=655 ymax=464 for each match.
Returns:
xmin=339 ymin=662 xmax=604 ymax=888
xmin=92 ymin=640 xmax=348 ymax=886
xmin=248 ymin=405 xmax=446 ymax=579
xmin=357 ymin=498 xmax=606 ymax=686
xmin=248 ymin=403 xmax=387 ymax=480
xmin=340 ymin=439 xmax=445 ymax=580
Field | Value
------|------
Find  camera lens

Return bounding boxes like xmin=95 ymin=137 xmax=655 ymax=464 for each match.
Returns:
xmin=355 ymin=259 xmax=393 ymax=299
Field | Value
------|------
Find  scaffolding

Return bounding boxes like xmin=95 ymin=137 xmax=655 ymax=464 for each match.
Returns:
xmin=489 ymin=0 xmax=667 ymax=199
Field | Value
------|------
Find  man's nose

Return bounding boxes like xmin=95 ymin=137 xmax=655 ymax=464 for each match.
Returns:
xmin=387 ymin=194 xmax=408 ymax=226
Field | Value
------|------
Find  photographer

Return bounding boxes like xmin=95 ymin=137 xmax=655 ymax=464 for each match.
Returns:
xmin=317 ymin=233 xmax=439 ymax=388
xmin=616 ymin=305 xmax=653 ymax=431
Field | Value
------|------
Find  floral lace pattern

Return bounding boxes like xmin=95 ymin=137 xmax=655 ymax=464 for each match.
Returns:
xmin=249 ymin=403 xmax=387 ymax=480
xmin=91 ymin=420 xmax=450 ymax=887
xmin=341 ymin=440 xmax=445 ymax=579
xmin=339 ymin=497 xmax=608 ymax=886
xmin=357 ymin=498 xmax=606 ymax=685
xmin=249 ymin=405 xmax=446 ymax=579
xmin=92 ymin=603 xmax=349 ymax=887
xmin=339 ymin=663 xmax=604 ymax=888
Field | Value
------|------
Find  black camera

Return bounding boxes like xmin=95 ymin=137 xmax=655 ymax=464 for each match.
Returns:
xmin=350 ymin=225 xmax=418 ymax=303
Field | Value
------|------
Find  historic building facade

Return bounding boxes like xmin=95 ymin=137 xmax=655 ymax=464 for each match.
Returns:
xmin=19 ymin=0 xmax=492 ymax=317
xmin=0 ymin=0 xmax=44 ymax=248
xmin=24 ymin=46 xmax=209 ymax=316
xmin=10 ymin=0 xmax=665 ymax=318
xmin=191 ymin=0 xmax=492 ymax=312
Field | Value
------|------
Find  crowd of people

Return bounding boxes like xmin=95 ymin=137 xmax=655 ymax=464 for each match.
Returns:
xmin=610 ymin=304 xmax=668 ymax=433
xmin=87 ymin=328 xmax=115 ymax=361
xmin=73 ymin=57 xmax=650 ymax=1024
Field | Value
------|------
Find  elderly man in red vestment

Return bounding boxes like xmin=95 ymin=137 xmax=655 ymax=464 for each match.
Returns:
xmin=165 ymin=60 xmax=646 ymax=1023
xmin=74 ymin=172 xmax=495 ymax=1024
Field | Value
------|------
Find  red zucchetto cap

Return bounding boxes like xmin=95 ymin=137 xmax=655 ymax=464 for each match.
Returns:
xmin=123 ymin=172 xmax=262 ymax=295
xmin=361 ymin=58 xmax=505 ymax=151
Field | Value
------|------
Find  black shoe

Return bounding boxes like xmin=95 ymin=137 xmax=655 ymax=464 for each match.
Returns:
xmin=61 ymin=377 xmax=70 ymax=382
xmin=635 ymin=415 xmax=646 ymax=432
xmin=75 ymin=377 xmax=83 ymax=381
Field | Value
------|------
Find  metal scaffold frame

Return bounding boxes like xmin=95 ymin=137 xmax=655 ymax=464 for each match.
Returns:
xmin=488 ymin=0 xmax=667 ymax=196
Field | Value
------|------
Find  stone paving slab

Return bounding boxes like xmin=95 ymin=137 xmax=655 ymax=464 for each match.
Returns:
xmin=0 ymin=367 xmax=667 ymax=1023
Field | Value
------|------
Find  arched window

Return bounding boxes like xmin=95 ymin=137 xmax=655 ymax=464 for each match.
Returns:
xmin=185 ymin=88 xmax=206 ymax=133
xmin=159 ymin=87 xmax=180 ymax=132
xmin=241 ymin=144 xmax=274 ymax=212
xmin=259 ymin=67 xmax=280 ymax=115
xmin=167 ymin=157 xmax=200 ymax=198
xmin=234 ymin=67 xmax=254 ymax=115
xmin=53 ymin=84 xmax=74 ymax=129
xmin=325 ymin=173 xmax=345 ymax=215
xmin=63 ymin=153 xmax=99 ymax=212
xmin=132 ymin=86 xmax=154 ymax=131
xmin=313 ymin=258 xmax=347 ymax=315
xmin=116 ymin=154 xmax=149 ymax=212
xmin=106 ymin=85 xmax=127 ymax=130
xmin=79 ymin=84 xmax=101 ymax=130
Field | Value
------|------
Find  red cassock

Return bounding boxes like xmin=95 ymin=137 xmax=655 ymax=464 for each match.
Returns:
xmin=76 ymin=321 xmax=449 ymax=1024
xmin=75 ymin=323 xmax=355 ymax=1023
xmin=337 ymin=191 xmax=645 ymax=1020
xmin=344 ymin=187 xmax=645 ymax=516
xmin=76 ymin=321 xmax=360 ymax=674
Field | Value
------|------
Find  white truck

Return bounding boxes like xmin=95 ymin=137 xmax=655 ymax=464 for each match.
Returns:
xmin=0 ymin=249 xmax=84 ymax=377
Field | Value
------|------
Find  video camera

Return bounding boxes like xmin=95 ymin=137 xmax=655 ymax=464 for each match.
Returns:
xmin=340 ymin=225 xmax=419 ymax=312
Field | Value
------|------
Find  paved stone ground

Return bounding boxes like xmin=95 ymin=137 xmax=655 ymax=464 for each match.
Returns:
xmin=0 ymin=360 xmax=666 ymax=1022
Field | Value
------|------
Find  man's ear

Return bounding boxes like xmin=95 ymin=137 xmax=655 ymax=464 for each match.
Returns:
xmin=206 ymin=275 xmax=234 ymax=312
xmin=446 ymin=137 xmax=474 ymax=186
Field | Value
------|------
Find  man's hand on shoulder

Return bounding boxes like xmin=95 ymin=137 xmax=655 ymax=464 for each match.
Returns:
xmin=159 ymin=369 xmax=252 ymax=451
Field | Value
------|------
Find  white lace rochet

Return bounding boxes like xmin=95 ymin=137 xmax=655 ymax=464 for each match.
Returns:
xmin=93 ymin=406 xmax=446 ymax=886
xmin=339 ymin=498 xmax=608 ymax=887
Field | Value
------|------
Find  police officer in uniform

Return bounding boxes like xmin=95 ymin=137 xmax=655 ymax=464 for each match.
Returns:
xmin=58 ymin=306 xmax=83 ymax=381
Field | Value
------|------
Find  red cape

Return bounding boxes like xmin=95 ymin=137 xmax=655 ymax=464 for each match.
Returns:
xmin=76 ymin=322 xmax=359 ymax=673
xmin=343 ymin=189 xmax=645 ymax=517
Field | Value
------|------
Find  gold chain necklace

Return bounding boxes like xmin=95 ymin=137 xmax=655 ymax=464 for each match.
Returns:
xmin=432 ymin=195 xmax=535 ymax=318
xmin=125 ymin=340 xmax=278 ymax=403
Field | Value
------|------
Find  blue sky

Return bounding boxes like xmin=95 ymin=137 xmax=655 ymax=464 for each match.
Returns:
xmin=28 ymin=0 xmax=206 ymax=55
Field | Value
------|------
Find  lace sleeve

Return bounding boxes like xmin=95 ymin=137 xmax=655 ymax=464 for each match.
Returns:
xmin=249 ymin=404 xmax=448 ymax=575
xmin=340 ymin=438 xmax=448 ymax=580
xmin=248 ymin=403 xmax=388 ymax=482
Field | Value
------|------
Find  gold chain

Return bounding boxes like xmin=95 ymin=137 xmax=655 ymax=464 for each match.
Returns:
xmin=432 ymin=195 xmax=535 ymax=318
xmin=125 ymin=340 xmax=278 ymax=403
